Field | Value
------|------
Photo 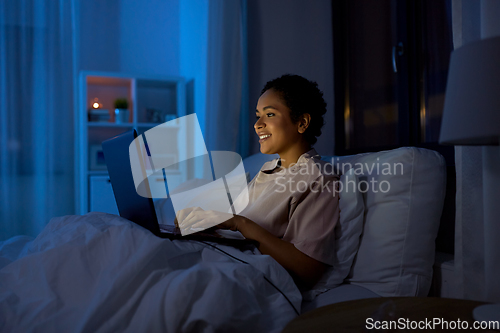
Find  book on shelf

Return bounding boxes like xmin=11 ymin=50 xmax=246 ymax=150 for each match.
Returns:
xmin=88 ymin=109 xmax=110 ymax=122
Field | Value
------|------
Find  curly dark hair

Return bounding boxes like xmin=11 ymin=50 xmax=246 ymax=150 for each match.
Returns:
xmin=260 ymin=74 xmax=327 ymax=145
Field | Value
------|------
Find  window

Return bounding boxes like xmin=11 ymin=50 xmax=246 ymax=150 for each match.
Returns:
xmin=332 ymin=0 xmax=455 ymax=254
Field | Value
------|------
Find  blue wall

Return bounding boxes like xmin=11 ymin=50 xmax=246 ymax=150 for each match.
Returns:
xmin=120 ymin=0 xmax=181 ymax=76
xmin=79 ymin=0 xmax=121 ymax=72
xmin=79 ymin=0 xmax=208 ymax=133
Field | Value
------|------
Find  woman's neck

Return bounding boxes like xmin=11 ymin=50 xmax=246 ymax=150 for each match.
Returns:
xmin=278 ymin=143 xmax=312 ymax=169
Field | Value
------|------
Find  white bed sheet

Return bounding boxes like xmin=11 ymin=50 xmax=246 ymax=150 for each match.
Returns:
xmin=301 ymin=284 xmax=380 ymax=313
xmin=0 ymin=212 xmax=301 ymax=332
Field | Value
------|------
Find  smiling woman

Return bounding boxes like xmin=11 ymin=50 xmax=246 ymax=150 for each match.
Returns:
xmin=255 ymin=89 xmax=310 ymax=167
xmin=255 ymin=75 xmax=327 ymax=167
xmin=179 ymin=74 xmax=340 ymax=290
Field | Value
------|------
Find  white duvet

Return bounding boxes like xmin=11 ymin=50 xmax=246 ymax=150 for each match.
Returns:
xmin=0 ymin=213 xmax=301 ymax=332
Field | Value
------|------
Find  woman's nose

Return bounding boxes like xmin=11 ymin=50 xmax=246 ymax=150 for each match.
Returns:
xmin=254 ymin=117 xmax=264 ymax=129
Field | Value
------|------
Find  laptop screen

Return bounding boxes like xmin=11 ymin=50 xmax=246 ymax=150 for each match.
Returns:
xmin=102 ymin=129 xmax=160 ymax=235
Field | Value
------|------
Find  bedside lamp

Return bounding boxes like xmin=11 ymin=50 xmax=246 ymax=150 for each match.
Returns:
xmin=440 ymin=36 xmax=500 ymax=322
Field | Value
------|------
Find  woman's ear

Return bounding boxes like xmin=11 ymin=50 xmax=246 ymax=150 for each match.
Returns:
xmin=298 ymin=113 xmax=311 ymax=134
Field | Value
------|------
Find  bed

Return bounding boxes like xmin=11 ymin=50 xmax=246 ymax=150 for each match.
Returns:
xmin=0 ymin=146 xmax=446 ymax=332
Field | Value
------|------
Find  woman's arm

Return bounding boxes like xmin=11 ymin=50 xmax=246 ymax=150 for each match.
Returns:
xmin=226 ymin=216 xmax=328 ymax=290
xmin=176 ymin=207 xmax=330 ymax=289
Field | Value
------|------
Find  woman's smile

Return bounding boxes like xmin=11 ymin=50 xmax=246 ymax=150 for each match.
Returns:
xmin=258 ymin=133 xmax=272 ymax=143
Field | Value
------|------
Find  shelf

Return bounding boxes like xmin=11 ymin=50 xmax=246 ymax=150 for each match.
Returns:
xmin=88 ymin=170 xmax=109 ymax=176
xmin=77 ymin=71 xmax=187 ymax=214
xmin=87 ymin=169 xmax=182 ymax=176
xmin=87 ymin=122 xmax=179 ymax=129
xmin=86 ymin=76 xmax=133 ymax=123
xmin=137 ymin=122 xmax=180 ymax=128
xmin=88 ymin=122 xmax=134 ymax=128
xmin=88 ymin=126 xmax=132 ymax=146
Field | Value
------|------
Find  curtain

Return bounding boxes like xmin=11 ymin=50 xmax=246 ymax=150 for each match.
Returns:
xmin=205 ymin=0 xmax=249 ymax=157
xmin=452 ymin=0 xmax=484 ymax=302
xmin=452 ymin=0 xmax=500 ymax=302
xmin=0 ymin=0 xmax=76 ymax=240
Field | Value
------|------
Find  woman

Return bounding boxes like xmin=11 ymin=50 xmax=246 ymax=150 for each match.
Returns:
xmin=178 ymin=74 xmax=340 ymax=290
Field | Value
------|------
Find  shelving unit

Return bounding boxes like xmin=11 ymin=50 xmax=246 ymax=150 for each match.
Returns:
xmin=76 ymin=71 xmax=186 ymax=214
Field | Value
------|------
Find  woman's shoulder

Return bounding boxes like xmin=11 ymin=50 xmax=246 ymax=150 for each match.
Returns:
xmin=309 ymin=159 xmax=340 ymax=179
xmin=297 ymin=150 xmax=340 ymax=181
xmin=259 ymin=158 xmax=281 ymax=172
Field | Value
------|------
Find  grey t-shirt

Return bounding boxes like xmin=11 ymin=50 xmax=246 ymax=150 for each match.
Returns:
xmin=238 ymin=149 xmax=340 ymax=265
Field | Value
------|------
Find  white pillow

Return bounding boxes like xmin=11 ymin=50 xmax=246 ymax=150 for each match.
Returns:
xmin=332 ymin=169 xmax=365 ymax=283
xmin=303 ymin=168 xmax=364 ymax=300
xmin=335 ymin=147 xmax=446 ymax=296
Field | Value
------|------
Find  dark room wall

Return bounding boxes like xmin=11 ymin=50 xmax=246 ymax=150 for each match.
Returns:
xmin=247 ymin=0 xmax=335 ymax=156
xmin=79 ymin=0 xmax=121 ymax=72
xmin=78 ymin=0 xmax=335 ymax=156
xmin=120 ymin=0 xmax=180 ymax=76
xmin=79 ymin=0 xmax=181 ymax=76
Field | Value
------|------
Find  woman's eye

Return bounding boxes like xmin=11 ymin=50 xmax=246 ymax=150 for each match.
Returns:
xmin=266 ymin=113 xmax=275 ymax=117
xmin=255 ymin=115 xmax=260 ymax=120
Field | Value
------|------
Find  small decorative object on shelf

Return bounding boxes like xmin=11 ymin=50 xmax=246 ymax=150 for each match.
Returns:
xmin=88 ymin=109 xmax=110 ymax=122
xmin=145 ymin=108 xmax=165 ymax=123
xmin=88 ymin=97 xmax=110 ymax=122
xmin=114 ymin=98 xmax=129 ymax=123
xmin=165 ymin=113 xmax=177 ymax=122
xmin=89 ymin=145 xmax=107 ymax=170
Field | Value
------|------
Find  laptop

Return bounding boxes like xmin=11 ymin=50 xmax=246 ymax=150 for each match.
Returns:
xmin=102 ymin=129 xmax=256 ymax=248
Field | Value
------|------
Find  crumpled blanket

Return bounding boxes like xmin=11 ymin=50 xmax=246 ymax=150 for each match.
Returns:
xmin=0 ymin=212 xmax=301 ymax=332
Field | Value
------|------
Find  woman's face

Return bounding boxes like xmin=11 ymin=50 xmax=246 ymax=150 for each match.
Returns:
xmin=255 ymin=89 xmax=303 ymax=155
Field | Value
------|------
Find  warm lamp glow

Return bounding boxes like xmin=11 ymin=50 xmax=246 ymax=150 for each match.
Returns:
xmin=92 ymin=98 xmax=101 ymax=109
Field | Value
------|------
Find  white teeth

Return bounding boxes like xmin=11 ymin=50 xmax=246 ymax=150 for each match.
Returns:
xmin=259 ymin=134 xmax=271 ymax=139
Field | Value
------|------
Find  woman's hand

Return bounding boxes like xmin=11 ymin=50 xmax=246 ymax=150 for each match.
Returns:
xmin=175 ymin=207 xmax=325 ymax=289
xmin=175 ymin=207 xmax=240 ymax=233
xmin=174 ymin=207 xmax=203 ymax=228
xmin=215 ymin=214 xmax=249 ymax=232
